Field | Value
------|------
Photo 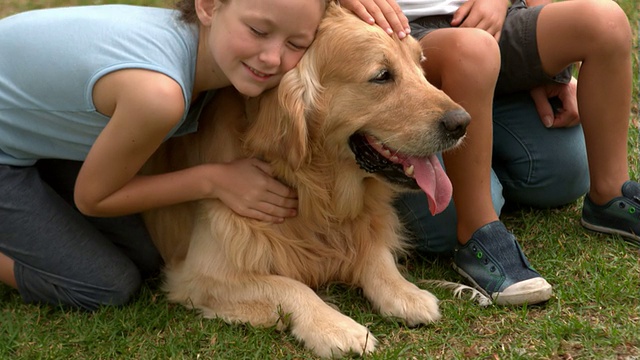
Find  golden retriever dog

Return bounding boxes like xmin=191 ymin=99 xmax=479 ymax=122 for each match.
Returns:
xmin=143 ymin=3 xmax=470 ymax=358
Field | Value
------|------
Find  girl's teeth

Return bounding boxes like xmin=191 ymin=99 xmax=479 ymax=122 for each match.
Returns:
xmin=251 ymin=68 xmax=267 ymax=77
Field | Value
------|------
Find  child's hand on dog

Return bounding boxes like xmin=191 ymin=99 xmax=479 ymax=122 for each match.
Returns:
xmin=339 ymin=0 xmax=410 ymax=38
xmin=210 ymin=158 xmax=298 ymax=223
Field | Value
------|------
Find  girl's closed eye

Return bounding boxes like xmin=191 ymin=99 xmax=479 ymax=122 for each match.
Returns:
xmin=248 ymin=24 xmax=308 ymax=51
xmin=249 ymin=26 xmax=266 ymax=37
xmin=287 ymin=41 xmax=308 ymax=51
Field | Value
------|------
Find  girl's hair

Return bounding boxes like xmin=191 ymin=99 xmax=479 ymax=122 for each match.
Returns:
xmin=175 ymin=0 xmax=332 ymax=24
xmin=175 ymin=0 xmax=230 ymax=23
xmin=174 ymin=0 xmax=202 ymax=24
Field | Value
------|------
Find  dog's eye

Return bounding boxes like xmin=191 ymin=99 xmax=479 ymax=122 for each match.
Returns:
xmin=370 ymin=69 xmax=393 ymax=84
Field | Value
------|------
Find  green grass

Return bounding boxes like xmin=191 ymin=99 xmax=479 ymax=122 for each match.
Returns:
xmin=1 ymin=1 xmax=639 ymax=359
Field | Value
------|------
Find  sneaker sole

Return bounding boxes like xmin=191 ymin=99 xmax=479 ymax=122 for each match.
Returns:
xmin=580 ymin=218 xmax=640 ymax=247
xmin=452 ymin=264 xmax=553 ymax=306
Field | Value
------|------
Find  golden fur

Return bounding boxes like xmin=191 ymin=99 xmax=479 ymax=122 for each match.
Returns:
xmin=144 ymin=4 xmax=468 ymax=358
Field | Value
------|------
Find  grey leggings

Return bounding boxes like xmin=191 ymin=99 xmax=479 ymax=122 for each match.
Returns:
xmin=0 ymin=160 xmax=162 ymax=311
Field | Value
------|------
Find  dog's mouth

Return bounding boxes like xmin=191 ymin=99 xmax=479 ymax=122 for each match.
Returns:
xmin=348 ymin=133 xmax=452 ymax=215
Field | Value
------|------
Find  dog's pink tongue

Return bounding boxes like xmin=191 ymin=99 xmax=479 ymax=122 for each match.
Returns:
xmin=408 ymin=155 xmax=452 ymax=215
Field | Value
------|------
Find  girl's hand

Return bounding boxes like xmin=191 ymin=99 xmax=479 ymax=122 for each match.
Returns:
xmin=529 ymin=77 xmax=580 ymax=128
xmin=451 ymin=0 xmax=509 ymax=41
xmin=339 ymin=0 xmax=410 ymax=38
xmin=211 ymin=158 xmax=298 ymax=223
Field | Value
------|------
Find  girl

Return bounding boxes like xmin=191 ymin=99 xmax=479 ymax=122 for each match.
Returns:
xmin=0 ymin=0 xmax=327 ymax=310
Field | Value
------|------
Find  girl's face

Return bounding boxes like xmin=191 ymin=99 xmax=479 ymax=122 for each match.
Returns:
xmin=204 ymin=0 xmax=325 ymax=97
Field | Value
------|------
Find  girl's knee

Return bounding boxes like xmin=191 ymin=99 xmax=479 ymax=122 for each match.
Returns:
xmin=90 ymin=271 xmax=142 ymax=309
xmin=64 ymin=258 xmax=145 ymax=310
xmin=78 ymin=264 xmax=143 ymax=310
xmin=68 ymin=277 xmax=142 ymax=311
xmin=17 ymin=261 xmax=143 ymax=311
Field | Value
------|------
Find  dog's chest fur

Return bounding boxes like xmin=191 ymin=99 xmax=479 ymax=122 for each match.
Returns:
xmin=210 ymin=165 xmax=404 ymax=288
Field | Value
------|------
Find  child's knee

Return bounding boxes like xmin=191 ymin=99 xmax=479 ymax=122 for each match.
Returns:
xmin=450 ymin=29 xmax=500 ymax=73
xmin=571 ymin=0 xmax=631 ymax=48
xmin=503 ymin=159 xmax=589 ymax=208
xmin=17 ymin=261 xmax=143 ymax=311
xmin=597 ymin=2 xmax=632 ymax=47
xmin=421 ymin=28 xmax=500 ymax=87
xmin=85 ymin=271 xmax=143 ymax=310
xmin=440 ymin=29 xmax=500 ymax=87
xmin=63 ymin=258 xmax=145 ymax=311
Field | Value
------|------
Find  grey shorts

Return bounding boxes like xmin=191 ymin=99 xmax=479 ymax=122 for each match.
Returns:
xmin=0 ymin=160 xmax=162 ymax=310
xmin=409 ymin=0 xmax=572 ymax=94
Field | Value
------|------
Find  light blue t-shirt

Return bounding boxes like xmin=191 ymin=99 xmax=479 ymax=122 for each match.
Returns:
xmin=0 ymin=5 xmax=203 ymax=166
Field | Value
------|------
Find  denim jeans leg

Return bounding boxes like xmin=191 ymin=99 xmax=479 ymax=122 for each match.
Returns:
xmin=394 ymin=156 xmax=505 ymax=256
xmin=492 ymin=92 xmax=589 ymax=207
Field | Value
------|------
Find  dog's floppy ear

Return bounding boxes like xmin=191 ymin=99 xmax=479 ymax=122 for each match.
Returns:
xmin=244 ymin=55 xmax=322 ymax=169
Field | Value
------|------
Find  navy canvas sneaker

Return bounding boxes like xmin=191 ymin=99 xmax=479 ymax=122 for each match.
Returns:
xmin=453 ymin=221 xmax=552 ymax=306
xmin=581 ymin=180 xmax=640 ymax=246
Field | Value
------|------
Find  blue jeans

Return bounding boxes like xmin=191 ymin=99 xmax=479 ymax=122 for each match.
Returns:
xmin=396 ymin=91 xmax=590 ymax=256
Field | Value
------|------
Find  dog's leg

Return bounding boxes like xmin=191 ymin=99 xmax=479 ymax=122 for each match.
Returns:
xmin=166 ymin=211 xmax=377 ymax=358
xmin=358 ymin=247 xmax=441 ymax=326
xmin=169 ymin=269 xmax=377 ymax=358
xmin=214 ymin=276 xmax=377 ymax=358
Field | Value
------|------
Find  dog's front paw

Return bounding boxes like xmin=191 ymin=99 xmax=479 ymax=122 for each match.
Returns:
xmin=376 ymin=285 xmax=441 ymax=326
xmin=292 ymin=311 xmax=377 ymax=358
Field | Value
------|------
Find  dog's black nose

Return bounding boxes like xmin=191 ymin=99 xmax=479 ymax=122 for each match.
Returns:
xmin=440 ymin=109 xmax=471 ymax=139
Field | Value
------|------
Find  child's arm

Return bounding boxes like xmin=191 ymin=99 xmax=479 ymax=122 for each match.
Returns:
xmin=338 ymin=0 xmax=410 ymax=38
xmin=74 ymin=69 xmax=297 ymax=223
xmin=451 ymin=0 xmax=510 ymax=41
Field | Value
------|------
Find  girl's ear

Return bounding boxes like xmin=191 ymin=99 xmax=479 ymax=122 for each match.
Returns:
xmin=195 ymin=0 xmax=216 ymax=26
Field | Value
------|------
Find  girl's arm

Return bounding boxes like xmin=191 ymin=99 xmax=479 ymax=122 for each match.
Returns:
xmin=75 ymin=69 xmax=297 ymax=223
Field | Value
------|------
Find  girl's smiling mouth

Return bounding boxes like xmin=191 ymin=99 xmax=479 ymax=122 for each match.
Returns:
xmin=244 ymin=63 xmax=273 ymax=81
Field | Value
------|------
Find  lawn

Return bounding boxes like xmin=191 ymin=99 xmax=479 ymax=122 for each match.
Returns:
xmin=1 ymin=1 xmax=639 ymax=359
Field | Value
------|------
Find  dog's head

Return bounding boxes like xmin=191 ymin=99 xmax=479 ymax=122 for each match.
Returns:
xmin=245 ymin=3 xmax=470 ymax=216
